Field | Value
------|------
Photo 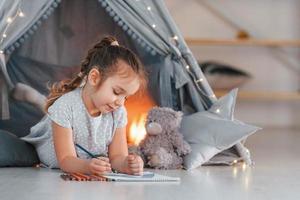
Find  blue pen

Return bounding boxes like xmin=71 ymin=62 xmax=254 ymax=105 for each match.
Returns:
xmin=75 ymin=143 xmax=97 ymax=158
xmin=75 ymin=143 xmax=118 ymax=173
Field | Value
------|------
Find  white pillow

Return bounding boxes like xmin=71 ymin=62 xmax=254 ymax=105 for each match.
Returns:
xmin=181 ymin=89 xmax=261 ymax=170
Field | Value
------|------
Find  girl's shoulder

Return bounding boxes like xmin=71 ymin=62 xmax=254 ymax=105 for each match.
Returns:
xmin=54 ymin=88 xmax=81 ymax=105
xmin=48 ymin=88 xmax=81 ymax=112
xmin=47 ymin=88 xmax=82 ymax=128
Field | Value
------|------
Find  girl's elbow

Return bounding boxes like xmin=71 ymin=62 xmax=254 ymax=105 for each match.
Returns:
xmin=58 ymin=156 xmax=72 ymax=172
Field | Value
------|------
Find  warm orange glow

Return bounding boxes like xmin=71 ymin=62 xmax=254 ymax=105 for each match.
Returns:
xmin=125 ymin=90 xmax=156 ymax=145
xmin=129 ymin=114 xmax=147 ymax=146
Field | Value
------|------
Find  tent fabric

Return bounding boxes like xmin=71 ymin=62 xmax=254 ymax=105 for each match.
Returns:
xmin=102 ymin=0 xmax=215 ymax=109
xmin=1 ymin=0 xmax=216 ymax=118
xmin=0 ymin=0 xmax=255 ymax=165
xmin=0 ymin=0 xmax=60 ymax=119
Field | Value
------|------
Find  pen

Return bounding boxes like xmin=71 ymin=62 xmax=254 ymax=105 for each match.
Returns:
xmin=75 ymin=143 xmax=97 ymax=158
xmin=75 ymin=143 xmax=118 ymax=173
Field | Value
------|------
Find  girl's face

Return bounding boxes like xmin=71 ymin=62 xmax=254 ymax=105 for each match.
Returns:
xmin=87 ymin=60 xmax=141 ymax=115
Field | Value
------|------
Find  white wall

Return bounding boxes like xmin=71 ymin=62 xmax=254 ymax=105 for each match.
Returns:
xmin=165 ymin=0 xmax=300 ymax=128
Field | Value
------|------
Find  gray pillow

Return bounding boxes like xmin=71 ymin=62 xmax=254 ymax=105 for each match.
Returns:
xmin=181 ymin=89 xmax=261 ymax=170
xmin=0 ymin=130 xmax=40 ymax=167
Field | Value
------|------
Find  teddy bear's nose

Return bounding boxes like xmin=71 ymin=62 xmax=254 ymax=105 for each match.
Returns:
xmin=146 ymin=122 xmax=162 ymax=135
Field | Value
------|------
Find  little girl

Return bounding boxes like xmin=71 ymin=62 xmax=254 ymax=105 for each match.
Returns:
xmin=22 ymin=36 xmax=147 ymax=176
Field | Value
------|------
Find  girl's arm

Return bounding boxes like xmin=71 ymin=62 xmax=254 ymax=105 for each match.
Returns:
xmin=108 ymin=127 xmax=128 ymax=173
xmin=52 ymin=122 xmax=111 ymax=174
xmin=108 ymin=127 xmax=144 ymax=174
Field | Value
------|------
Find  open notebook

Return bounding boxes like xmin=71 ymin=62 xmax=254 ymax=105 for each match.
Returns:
xmin=60 ymin=171 xmax=180 ymax=182
xmin=102 ymin=171 xmax=180 ymax=182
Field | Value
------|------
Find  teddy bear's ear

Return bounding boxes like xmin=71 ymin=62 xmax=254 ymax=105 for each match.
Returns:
xmin=175 ymin=111 xmax=183 ymax=118
xmin=146 ymin=122 xmax=162 ymax=136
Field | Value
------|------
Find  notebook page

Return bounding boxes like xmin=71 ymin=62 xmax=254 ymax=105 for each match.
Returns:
xmin=102 ymin=173 xmax=180 ymax=182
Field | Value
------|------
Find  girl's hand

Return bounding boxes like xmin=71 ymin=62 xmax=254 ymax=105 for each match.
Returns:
xmin=87 ymin=157 xmax=112 ymax=175
xmin=124 ymin=154 xmax=144 ymax=175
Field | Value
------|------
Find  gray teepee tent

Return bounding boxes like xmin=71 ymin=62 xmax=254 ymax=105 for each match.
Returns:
xmin=0 ymin=0 xmax=259 ymax=169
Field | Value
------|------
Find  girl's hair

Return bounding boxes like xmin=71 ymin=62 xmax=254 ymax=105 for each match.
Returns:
xmin=45 ymin=36 xmax=147 ymax=111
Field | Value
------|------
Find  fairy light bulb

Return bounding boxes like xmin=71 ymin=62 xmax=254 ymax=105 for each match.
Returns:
xmin=152 ymin=24 xmax=156 ymax=28
xmin=196 ymin=78 xmax=203 ymax=83
xmin=7 ymin=17 xmax=13 ymax=23
xmin=186 ymin=65 xmax=190 ymax=70
xmin=216 ymin=109 xmax=220 ymax=113
xmin=0 ymin=50 xmax=3 ymax=54
xmin=147 ymin=6 xmax=151 ymax=11
xmin=1 ymin=8 xmax=26 ymax=46
xmin=19 ymin=11 xmax=25 ymax=17
xmin=173 ymin=35 xmax=178 ymax=40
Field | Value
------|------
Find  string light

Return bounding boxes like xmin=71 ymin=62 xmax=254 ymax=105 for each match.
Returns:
xmin=216 ymin=109 xmax=220 ymax=113
xmin=0 ymin=6 xmax=26 ymax=51
xmin=144 ymin=2 xmax=157 ymax=31
xmin=141 ymin=2 xmax=219 ymax=108
xmin=196 ymin=78 xmax=203 ymax=83
xmin=7 ymin=17 xmax=13 ymax=23
xmin=18 ymin=12 xmax=25 ymax=17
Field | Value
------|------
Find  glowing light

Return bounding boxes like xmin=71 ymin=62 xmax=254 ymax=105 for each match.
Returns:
xmin=129 ymin=114 xmax=147 ymax=146
xmin=7 ymin=17 xmax=13 ymax=23
xmin=1 ymin=9 xmax=26 ymax=46
xmin=0 ymin=50 xmax=3 ymax=54
xmin=18 ymin=12 xmax=25 ymax=17
xmin=242 ymin=162 xmax=247 ymax=171
xmin=196 ymin=78 xmax=203 ymax=83
xmin=216 ymin=109 xmax=220 ymax=113
xmin=147 ymin=6 xmax=151 ymax=11
xmin=152 ymin=24 xmax=156 ymax=28
xmin=232 ymin=166 xmax=238 ymax=178
xmin=186 ymin=65 xmax=190 ymax=69
xmin=173 ymin=35 xmax=178 ymax=40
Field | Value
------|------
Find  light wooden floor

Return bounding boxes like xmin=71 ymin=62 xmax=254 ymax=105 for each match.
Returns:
xmin=0 ymin=127 xmax=299 ymax=200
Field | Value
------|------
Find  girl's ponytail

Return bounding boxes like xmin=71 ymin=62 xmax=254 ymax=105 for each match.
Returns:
xmin=45 ymin=73 xmax=84 ymax=111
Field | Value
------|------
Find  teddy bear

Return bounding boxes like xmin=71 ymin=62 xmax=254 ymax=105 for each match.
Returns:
xmin=138 ymin=107 xmax=191 ymax=169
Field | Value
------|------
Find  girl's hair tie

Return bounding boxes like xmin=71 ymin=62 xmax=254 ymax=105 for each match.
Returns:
xmin=110 ymin=41 xmax=119 ymax=46
xmin=77 ymin=72 xmax=85 ymax=78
